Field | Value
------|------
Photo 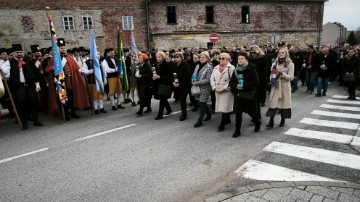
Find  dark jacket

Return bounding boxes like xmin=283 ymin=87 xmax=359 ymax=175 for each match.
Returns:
xmin=305 ymin=51 xmax=320 ymax=72
xmin=249 ymin=55 xmax=268 ymax=84
xmin=230 ymin=63 xmax=259 ymax=114
xmin=173 ymin=61 xmax=192 ymax=96
xmin=9 ymin=58 xmax=42 ymax=89
xmin=136 ymin=61 xmax=153 ymax=101
xmin=153 ymin=61 xmax=172 ymax=99
xmin=341 ymin=56 xmax=359 ymax=76
xmin=317 ymin=53 xmax=336 ymax=78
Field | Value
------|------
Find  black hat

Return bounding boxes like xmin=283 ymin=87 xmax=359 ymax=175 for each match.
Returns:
xmin=30 ymin=45 xmax=40 ymax=53
xmin=123 ymin=47 xmax=129 ymax=52
xmin=78 ymin=46 xmax=86 ymax=52
xmin=40 ymin=48 xmax=47 ymax=55
xmin=67 ymin=49 xmax=73 ymax=54
xmin=12 ymin=44 xmax=23 ymax=51
xmin=45 ymin=46 xmax=52 ymax=54
xmin=278 ymin=41 xmax=286 ymax=47
xmin=107 ymin=48 xmax=114 ymax=53
xmin=57 ymin=38 xmax=66 ymax=47
xmin=6 ymin=48 xmax=13 ymax=55
xmin=0 ymin=48 xmax=6 ymax=55
xmin=72 ymin=47 xmax=79 ymax=52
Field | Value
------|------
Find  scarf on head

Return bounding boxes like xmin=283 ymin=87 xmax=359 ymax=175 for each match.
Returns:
xmin=234 ymin=62 xmax=248 ymax=77
xmin=219 ymin=63 xmax=227 ymax=73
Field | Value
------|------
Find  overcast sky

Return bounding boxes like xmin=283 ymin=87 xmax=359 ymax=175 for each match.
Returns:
xmin=323 ymin=0 xmax=359 ymax=30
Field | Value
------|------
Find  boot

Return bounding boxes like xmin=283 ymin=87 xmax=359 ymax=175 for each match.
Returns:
xmin=232 ymin=129 xmax=241 ymax=138
xmin=254 ymin=120 xmax=261 ymax=132
xmin=194 ymin=121 xmax=202 ymax=128
xmin=279 ymin=118 xmax=285 ymax=127
xmin=266 ymin=117 xmax=274 ymax=128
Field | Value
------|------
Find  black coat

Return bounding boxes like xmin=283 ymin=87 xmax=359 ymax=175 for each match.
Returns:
xmin=9 ymin=58 xmax=42 ymax=89
xmin=153 ymin=61 xmax=172 ymax=99
xmin=230 ymin=63 xmax=259 ymax=114
xmin=305 ymin=52 xmax=320 ymax=72
xmin=342 ymin=56 xmax=359 ymax=76
xmin=136 ymin=61 xmax=153 ymax=101
xmin=173 ymin=61 xmax=192 ymax=96
xmin=317 ymin=54 xmax=336 ymax=78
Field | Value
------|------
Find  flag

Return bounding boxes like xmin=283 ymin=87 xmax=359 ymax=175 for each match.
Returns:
xmin=117 ymin=30 xmax=129 ymax=91
xmin=47 ymin=12 xmax=67 ymax=104
xmin=90 ymin=31 xmax=104 ymax=93
xmin=130 ymin=31 xmax=138 ymax=61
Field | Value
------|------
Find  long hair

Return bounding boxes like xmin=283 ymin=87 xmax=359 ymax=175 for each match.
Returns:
xmin=274 ymin=48 xmax=293 ymax=68
xmin=249 ymin=45 xmax=265 ymax=58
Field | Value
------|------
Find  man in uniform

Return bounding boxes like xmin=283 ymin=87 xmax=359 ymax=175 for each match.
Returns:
xmin=8 ymin=44 xmax=43 ymax=129
xmin=46 ymin=38 xmax=90 ymax=120
xmin=30 ymin=45 xmax=42 ymax=68
xmin=101 ymin=48 xmax=125 ymax=110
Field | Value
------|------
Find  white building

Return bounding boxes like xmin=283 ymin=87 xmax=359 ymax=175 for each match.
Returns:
xmin=321 ymin=22 xmax=347 ymax=47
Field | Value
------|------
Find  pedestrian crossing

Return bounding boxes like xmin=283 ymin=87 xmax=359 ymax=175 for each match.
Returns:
xmin=235 ymin=94 xmax=360 ymax=182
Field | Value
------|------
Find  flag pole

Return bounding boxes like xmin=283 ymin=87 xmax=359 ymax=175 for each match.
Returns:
xmin=2 ymin=79 xmax=23 ymax=129
xmin=46 ymin=6 xmax=67 ymax=122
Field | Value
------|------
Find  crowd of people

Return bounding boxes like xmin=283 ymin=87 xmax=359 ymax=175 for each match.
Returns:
xmin=0 ymin=40 xmax=359 ymax=137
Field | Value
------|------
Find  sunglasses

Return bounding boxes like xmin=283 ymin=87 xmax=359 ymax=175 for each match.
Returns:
xmin=219 ymin=57 xmax=226 ymax=60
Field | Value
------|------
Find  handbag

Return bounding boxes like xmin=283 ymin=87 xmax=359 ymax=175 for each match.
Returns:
xmin=191 ymin=85 xmax=201 ymax=96
xmin=235 ymin=90 xmax=256 ymax=101
xmin=343 ymin=74 xmax=356 ymax=83
xmin=158 ymin=84 xmax=172 ymax=98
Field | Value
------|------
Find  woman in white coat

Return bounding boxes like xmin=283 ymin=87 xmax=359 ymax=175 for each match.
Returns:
xmin=210 ymin=53 xmax=235 ymax=131
xmin=266 ymin=48 xmax=294 ymax=128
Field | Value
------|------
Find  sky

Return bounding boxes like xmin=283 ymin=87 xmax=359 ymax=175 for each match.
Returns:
xmin=323 ymin=0 xmax=360 ymax=30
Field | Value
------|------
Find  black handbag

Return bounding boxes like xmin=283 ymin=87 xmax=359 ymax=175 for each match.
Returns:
xmin=343 ymin=74 xmax=356 ymax=83
xmin=235 ymin=90 xmax=256 ymax=101
xmin=158 ymin=84 xmax=172 ymax=98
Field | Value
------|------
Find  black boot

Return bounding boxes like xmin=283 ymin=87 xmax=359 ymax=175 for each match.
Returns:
xmin=254 ymin=120 xmax=261 ymax=132
xmin=232 ymin=129 xmax=241 ymax=138
xmin=279 ymin=118 xmax=285 ymax=127
xmin=266 ymin=117 xmax=274 ymax=128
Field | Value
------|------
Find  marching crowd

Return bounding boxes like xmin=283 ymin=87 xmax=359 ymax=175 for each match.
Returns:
xmin=0 ymin=40 xmax=360 ymax=137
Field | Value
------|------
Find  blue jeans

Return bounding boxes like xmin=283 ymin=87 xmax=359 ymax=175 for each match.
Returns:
xmin=306 ymin=71 xmax=317 ymax=92
xmin=317 ymin=77 xmax=329 ymax=94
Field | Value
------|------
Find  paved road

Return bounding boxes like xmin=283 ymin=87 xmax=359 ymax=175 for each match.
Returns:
xmin=0 ymin=84 xmax=358 ymax=201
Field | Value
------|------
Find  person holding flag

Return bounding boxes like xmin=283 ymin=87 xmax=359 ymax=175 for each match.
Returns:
xmin=117 ymin=31 xmax=129 ymax=103
xmin=101 ymin=48 xmax=125 ymax=111
xmin=81 ymin=31 xmax=107 ymax=115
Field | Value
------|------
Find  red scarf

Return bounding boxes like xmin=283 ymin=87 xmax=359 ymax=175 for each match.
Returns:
xmin=18 ymin=60 xmax=25 ymax=68
xmin=219 ymin=63 xmax=226 ymax=73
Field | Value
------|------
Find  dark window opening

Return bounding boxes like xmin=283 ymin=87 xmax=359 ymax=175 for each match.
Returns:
xmin=167 ymin=6 xmax=177 ymax=24
xmin=241 ymin=6 xmax=250 ymax=24
xmin=206 ymin=6 xmax=214 ymax=23
xmin=275 ymin=6 xmax=283 ymax=23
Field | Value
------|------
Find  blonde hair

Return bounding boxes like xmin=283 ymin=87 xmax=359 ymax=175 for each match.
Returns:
xmin=156 ymin=51 xmax=166 ymax=62
xmin=219 ymin=53 xmax=231 ymax=61
xmin=249 ymin=45 xmax=265 ymax=58
xmin=275 ymin=48 xmax=293 ymax=68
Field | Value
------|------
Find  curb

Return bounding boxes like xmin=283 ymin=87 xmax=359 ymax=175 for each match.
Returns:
xmin=203 ymin=181 xmax=360 ymax=202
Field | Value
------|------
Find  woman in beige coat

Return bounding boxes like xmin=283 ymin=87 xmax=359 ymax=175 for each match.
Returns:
xmin=266 ymin=48 xmax=294 ymax=128
xmin=210 ymin=53 xmax=235 ymax=131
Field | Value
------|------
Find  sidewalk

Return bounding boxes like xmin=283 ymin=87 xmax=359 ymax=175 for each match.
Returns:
xmin=204 ymin=181 xmax=360 ymax=202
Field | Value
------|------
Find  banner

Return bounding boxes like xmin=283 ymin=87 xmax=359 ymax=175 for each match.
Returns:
xmin=47 ymin=12 xmax=67 ymax=104
xmin=90 ymin=31 xmax=104 ymax=93
xmin=117 ymin=31 xmax=129 ymax=91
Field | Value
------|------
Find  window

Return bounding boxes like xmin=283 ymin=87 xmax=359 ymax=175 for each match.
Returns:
xmin=82 ymin=15 xmax=93 ymax=30
xmin=206 ymin=6 xmax=214 ymax=23
xmin=275 ymin=6 xmax=283 ymax=23
xmin=167 ymin=6 xmax=177 ymax=24
xmin=241 ymin=6 xmax=250 ymax=24
xmin=62 ymin=15 xmax=75 ymax=31
xmin=122 ymin=16 xmax=134 ymax=30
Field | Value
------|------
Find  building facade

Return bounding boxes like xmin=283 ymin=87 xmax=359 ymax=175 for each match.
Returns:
xmin=0 ymin=0 xmax=326 ymax=52
xmin=321 ymin=22 xmax=347 ymax=47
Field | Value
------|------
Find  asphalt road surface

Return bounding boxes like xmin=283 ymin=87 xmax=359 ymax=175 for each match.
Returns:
xmin=0 ymin=84 xmax=359 ymax=202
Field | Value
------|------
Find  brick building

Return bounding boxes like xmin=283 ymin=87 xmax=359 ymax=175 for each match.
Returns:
xmin=0 ymin=0 xmax=327 ymax=52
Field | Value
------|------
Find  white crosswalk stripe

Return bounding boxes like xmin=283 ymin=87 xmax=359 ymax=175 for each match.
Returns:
xmin=320 ymin=104 xmax=360 ymax=112
xmin=300 ymin=117 xmax=359 ymax=130
xmin=311 ymin=110 xmax=360 ymax=119
xmin=235 ymin=159 xmax=341 ymax=182
xmin=235 ymin=94 xmax=360 ymax=182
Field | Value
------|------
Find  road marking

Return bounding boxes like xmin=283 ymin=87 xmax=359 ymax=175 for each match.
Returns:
xmin=263 ymin=142 xmax=360 ymax=170
xmin=285 ymin=128 xmax=353 ymax=144
xmin=312 ymin=110 xmax=360 ymax=119
xmin=74 ymin=124 xmax=136 ymax=142
xmin=0 ymin=148 xmax=49 ymax=165
xmin=333 ymin=95 xmax=360 ymax=100
xmin=320 ymin=104 xmax=360 ymax=112
xmin=300 ymin=118 xmax=359 ymax=130
xmin=163 ymin=110 xmax=181 ymax=117
xmin=235 ymin=159 xmax=340 ymax=182
xmin=327 ymin=99 xmax=360 ymax=105
xmin=351 ymin=136 xmax=360 ymax=147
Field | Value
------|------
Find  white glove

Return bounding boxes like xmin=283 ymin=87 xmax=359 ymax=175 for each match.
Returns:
xmin=35 ymin=82 xmax=41 ymax=92
xmin=103 ymin=79 xmax=107 ymax=85
xmin=89 ymin=69 xmax=94 ymax=74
